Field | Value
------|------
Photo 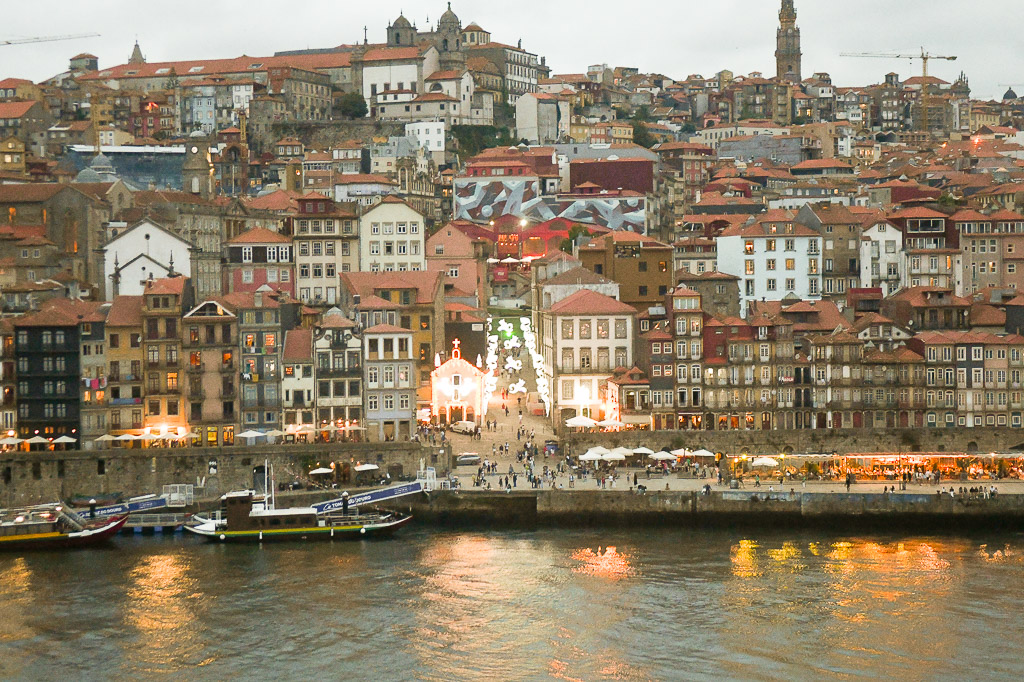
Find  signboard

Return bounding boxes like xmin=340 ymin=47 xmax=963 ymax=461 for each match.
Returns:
xmin=313 ymin=481 xmax=424 ymax=513
xmin=92 ymin=496 xmax=169 ymax=517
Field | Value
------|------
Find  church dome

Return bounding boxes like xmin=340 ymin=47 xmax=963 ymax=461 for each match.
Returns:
xmin=439 ymin=3 xmax=460 ymax=26
xmin=74 ymin=166 xmax=103 ymax=183
xmin=392 ymin=14 xmax=412 ymax=29
xmin=1004 ymin=87 xmax=1018 ymax=101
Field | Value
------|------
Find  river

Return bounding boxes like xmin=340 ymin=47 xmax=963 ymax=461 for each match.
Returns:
xmin=1 ymin=528 xmax=1023 ymax=680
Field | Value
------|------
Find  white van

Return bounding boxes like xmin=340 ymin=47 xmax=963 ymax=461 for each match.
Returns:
xmin=449 ymin=420 xmax=476 ymax=435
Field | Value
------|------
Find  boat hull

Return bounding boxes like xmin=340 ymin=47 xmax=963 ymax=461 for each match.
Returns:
xmin=184 ymin=513 xmax=412 ymax=543
xmin=0 ymin=515 xmax=128 ymax=551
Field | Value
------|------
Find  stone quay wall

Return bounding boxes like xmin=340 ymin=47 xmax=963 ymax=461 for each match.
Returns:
xmin=0 ymin=442 xmax=449 ymax=508
xmin=563 ymin=427 xmax=1024 ymax=457
xmin=389 ymin=489 xmax=1024 ymax=530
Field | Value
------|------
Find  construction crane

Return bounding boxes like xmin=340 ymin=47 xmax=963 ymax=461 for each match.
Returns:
xmin=0 ymin=33 xmax=99 ymax=47
xmin=840 ymin=49 xmax=958 ymax=134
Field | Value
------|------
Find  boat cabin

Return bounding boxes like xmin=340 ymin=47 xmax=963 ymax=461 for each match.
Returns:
xmin=221 ymin=491 xmax=319 ymax=530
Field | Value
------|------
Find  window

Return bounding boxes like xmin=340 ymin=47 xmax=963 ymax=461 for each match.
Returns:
xmin=242 ymin=269 xmax=254 ymax=284
xmin=241 ymin=246 xmax=253 ymax=263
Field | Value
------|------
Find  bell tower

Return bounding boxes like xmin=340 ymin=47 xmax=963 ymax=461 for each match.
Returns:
xmin=775 ymin=0 xmax=802 ymax=82
xmin=182 ymin=135 xmax=214 ymax=199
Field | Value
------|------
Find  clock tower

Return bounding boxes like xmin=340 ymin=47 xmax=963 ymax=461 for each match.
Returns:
xmin=776 ymin=0 xmax=802 ymax=82
xmin=182 ymin=134 xmax=214 ymax=199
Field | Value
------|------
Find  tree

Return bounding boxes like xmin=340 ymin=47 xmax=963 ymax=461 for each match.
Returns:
xmin=338 ymin=92 xmax=368 ymax=120
xmin=681 ymin=122 xmax=697 ymax=135
xmin=632 ymin=121 xmax=655 ymax=148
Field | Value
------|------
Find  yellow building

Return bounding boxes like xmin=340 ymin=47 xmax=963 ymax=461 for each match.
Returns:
xmin=0 ymin=136 xmax=26 ymax=176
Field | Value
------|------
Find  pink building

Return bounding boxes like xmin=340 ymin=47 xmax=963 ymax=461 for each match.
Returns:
xmin=223 ymin=227 xmax=295 ymax=296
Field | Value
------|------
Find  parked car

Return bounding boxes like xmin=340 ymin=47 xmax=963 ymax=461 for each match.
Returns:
xmin=449 ymin=420 xmax=477 ymax=435
xmin=455 ymin=453 xmax=481 ymax=466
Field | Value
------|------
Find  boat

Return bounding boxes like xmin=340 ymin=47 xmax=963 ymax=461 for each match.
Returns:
xmin=184 ymin=490 xmax=412 ymax=543
xmin=0 ymin=504 xmax=128 ymax=551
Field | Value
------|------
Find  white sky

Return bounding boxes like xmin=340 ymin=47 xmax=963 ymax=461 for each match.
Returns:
xmin=0 ymin=0 xmax=1019 ymax=101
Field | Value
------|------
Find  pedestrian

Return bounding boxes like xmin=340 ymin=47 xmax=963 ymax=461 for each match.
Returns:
xmin=633 ymin=472 xmax=638 ymax=487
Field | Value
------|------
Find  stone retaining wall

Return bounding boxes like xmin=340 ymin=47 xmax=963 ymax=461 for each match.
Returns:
xmin=0 ymin=442 xmax=448 ymax=507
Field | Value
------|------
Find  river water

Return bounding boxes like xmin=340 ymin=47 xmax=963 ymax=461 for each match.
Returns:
xmin=1 ymin=527 xmax=1023 ymax=681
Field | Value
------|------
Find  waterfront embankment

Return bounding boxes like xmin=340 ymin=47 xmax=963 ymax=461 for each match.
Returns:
xmin=271 ymin=488 xmax=1024 ymax=531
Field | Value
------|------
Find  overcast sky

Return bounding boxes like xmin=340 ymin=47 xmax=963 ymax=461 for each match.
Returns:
xmin=0 ymin=1 xmax=1019 ymax=101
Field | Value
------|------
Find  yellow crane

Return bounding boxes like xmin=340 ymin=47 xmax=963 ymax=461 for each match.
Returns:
xmin=840 ymin=49 xmax=958 ymax=134
xmin=1 ymin=33 xmax=99 ymax=46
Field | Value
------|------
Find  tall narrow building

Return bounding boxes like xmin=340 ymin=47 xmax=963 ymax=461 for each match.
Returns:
xmin=776 ymin=0 xmax=802 ymax=82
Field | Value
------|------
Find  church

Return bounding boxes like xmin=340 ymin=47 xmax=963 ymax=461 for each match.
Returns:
xmin=776 ymin=0 xmax=802 ymax=82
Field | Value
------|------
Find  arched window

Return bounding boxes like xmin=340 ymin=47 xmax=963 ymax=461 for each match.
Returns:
xmin=395 ymin=33 xmax=401 ymax=45
xmin=191 ymin=177 xmax=200 ymax=194
xmin=442 ymin=39 xmax=449 ymax=51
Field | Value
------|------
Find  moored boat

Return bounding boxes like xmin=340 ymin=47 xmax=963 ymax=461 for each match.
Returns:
xmin=184 ymin=490 xmax=411 ymax=543
xmin=0 ymin=504 xmax=128 ymax=551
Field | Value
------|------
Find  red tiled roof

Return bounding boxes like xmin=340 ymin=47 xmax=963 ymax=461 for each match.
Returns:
xmin=106 ymin=296 xmax=144 ymax=326
xmin=548 ymin=289 xmax=636 ymax=315
xmin=363 ymin=323 xmax=411 ymax=334
xmin=283 ymin=328 xmax=312 ymax=361
xmin=144 ymin=276 xmax=187 ymax=296
xmin=0 ymin=183 xmax=66 ymax=203
xmin=0 ymin=101 xmax=38 ymax=119
xmin=227 ymin=227 xmax=290 ymax=245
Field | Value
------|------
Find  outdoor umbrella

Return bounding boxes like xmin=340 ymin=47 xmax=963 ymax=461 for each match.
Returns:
xmin=25 ymin=436 xmax=49 ymax=444
xmin=610 ymin=447 xmax=633 ymax=458
xmin=670 ymin=448 xmax=691 ymax=457
xmin=633 ymin=447 xmax=655 ymax=455
xmin=265 ymin=429 xmax=287 ymax=437
xmin=579 ymin=453 xmax=604 ymax=461
xmin=602 ymin=452 xmax=626 ymax=462
xmin=752 ymin=456 xmax=780 ymax=468
xmin=138 ymin=433 xmax=159 ymax=441
xmin=598 ymin=418 xmax=624 ymax=428
xmin=53 ymin=436 xmax=76 ymax=444
xmin=588 ymin=446 xmax=611 ymax=455
xmin=354 ymin=463 xmax=379 ymax=472
xmin=486 ymin=258 xmax=500 ymax=264
xmin=565 ymin=415 xmax=597 ymax=428
xmin=116 ymin=434 xmax=137 ymax=441
xmin=320 ymin=424 xmax=340 ymax=432
xmin=309 ymin=467 xmax=334 ymax=476
xmin=500 ymin=257 xmax=520 ymax=264
xmin=691 ymin=448 xmax=715 ymax=458
xmin=238 ymin=430 xmax=265 ymax=438
xmin=0 ymin=437 xmax=23 ymax=445
xmin=650 ymin=453 xmax=676 ymax=461
xmin=93 ymin=434 xmax=115 ymax=442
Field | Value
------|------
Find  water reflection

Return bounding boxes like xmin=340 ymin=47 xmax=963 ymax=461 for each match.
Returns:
xmin=122 ymin=552 xmax=209 ymax=674
xmin=5 ymin=532 xmax=1024 ymax=680
xmin=570 ymin=546 xmax=635 ymax=581
xmin=0 ymin=558 xmax=33 ymax=643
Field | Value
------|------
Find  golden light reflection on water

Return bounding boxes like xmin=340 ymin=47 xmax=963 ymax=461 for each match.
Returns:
xmin=122 ymin=552 xmax=210 ymax=674
xmin=570 ymin=546 xmax=635 ymax=581
xmin=0 ymin=559 xmax=33 ymax=643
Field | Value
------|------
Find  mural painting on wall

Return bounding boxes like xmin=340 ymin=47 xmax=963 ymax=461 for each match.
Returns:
xmin=454 ymin=179 xmax=646 ymax=233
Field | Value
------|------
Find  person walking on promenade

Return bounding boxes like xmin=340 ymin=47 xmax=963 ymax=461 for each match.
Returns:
xmin=633 ymin=472 xmax=638 ymax=487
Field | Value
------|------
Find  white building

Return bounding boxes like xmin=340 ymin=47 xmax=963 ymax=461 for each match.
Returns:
xmin=313 ymin=312 xmax=363 ymax=426
xmin=333 ymin=174 xmax=399 ymax=206
xmin=516 ymin=93 xmax=570 ymax=144
xmin=361 ymin=45 xmax=440 ymax=119
xmin=716 ymin=212 xmax=822 ymax=316
xmin=102 ymin=218 xmax=192 ymax=300
xmin=539 ymin=289 xmax=636 ymax=424
xmin=860 ymin=219 xmax=906 ymax=296
xmin=406 ymin=121 xmax=446 ymax=158
xmin=359 ymin=196 xmax=426 ymax=273
xmin=282 ymin=328 xmax=315 ymax=429
xmin=362 ymin=323 xmax=416 ymax=442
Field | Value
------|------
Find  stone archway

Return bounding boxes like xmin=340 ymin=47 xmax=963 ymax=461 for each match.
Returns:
xmin=967 ymin=441 xmax=979 ymax=454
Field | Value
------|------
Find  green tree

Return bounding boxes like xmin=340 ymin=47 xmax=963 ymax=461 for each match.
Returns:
xmin=338 ymin=92 xmax=368 ymax=120
xmin=681 ymin=122 xmax=696 ymax=134
xmin=632 ymin=121 xmax=655 ymax=148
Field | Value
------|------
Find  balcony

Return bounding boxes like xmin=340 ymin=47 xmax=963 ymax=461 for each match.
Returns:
xmin=110 ymin=397 xmax=143 ymax=406
xmin=219 ymin=362 xmax=236 ymax=373
xmin=318 ymin=366 xmax=361 ymax=378
xmin=221 ymin=386 xmax=237 ymax=399
xmin=187 ymin=363 xmax=204 ymax=374
xmin=188 ymin=386 xmax=205 ymax=400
